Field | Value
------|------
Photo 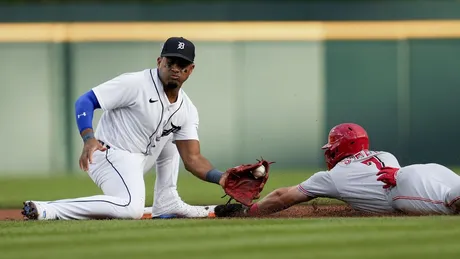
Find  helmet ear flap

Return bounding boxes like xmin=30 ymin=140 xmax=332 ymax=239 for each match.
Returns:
xmin=328 ymin=149 xmax=336 ymax=159
xmin=324 ymin=148 xmax=338 ymax=170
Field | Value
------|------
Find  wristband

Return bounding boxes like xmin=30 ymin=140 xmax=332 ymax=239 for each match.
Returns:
xmin=248 ymin=203 xmax=260 ymax=216
xmin=205 ymin=168 xmax=224 ymax=185
xmin=82 ymin=132 xmax=95 ymax=143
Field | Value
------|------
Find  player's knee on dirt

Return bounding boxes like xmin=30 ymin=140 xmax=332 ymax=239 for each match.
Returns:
xmin=446 ymin=185 xmax=460 ymax=213
xmin=127 ymin=206 xmax=144 ymax=220
xmin=118 ymin=202 xmax=144 ymax=219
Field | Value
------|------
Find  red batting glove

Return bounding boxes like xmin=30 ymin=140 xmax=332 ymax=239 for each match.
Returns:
xmin=376 ymin=167 xmax=399 ymax=189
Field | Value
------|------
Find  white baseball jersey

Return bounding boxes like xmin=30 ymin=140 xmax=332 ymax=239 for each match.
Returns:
xmin=298 ymin=150 xmax=401 ymax=213
xmin=27 ymin=68 xmax=214 ymax=221
xmin=92 ymin=69 xmax=199 ymax=155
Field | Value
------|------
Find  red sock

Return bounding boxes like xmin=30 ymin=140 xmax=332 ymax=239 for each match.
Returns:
xmin=248 ymin=203 xmax=260 ymax=216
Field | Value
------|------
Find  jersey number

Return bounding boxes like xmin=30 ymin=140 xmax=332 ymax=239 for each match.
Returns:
xmin=361 ymin=157 xmax=384 ymax=170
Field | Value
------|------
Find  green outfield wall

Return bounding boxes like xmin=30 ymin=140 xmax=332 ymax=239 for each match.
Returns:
xmin=325 ymin=39 xmax=460 ymax=166
xmin=1 ymin=21 xmax=459 ymax=174
xmin=68 ymin=41 xmax=324 ymax=172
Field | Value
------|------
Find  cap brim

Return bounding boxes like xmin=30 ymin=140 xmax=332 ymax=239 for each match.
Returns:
xmin=161 ymin=53 xmax=193 ymax=63
xmin=321 ymin=143 xmax=331 ymax=149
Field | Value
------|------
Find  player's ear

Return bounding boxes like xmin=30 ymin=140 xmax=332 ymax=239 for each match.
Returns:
xmin=188 ymin=64 xmax=195 ymax=75
xmin=156 ymin=57 xmax=162 ymax=67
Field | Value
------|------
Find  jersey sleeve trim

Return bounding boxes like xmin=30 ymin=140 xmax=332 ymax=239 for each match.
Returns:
xmin=91 ymin=87 xmax=107 ymax=111
xmin=297 ymin=184 xmax=316 ymax=197
xmin=173 ymin=100 xmax=199 ymax=141
xmin=173 ymin=135 xmax=199 ymax=141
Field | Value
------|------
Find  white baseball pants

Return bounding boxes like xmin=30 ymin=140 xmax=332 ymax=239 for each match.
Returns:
xmin=30 ymin=138 xmax=212 ymax=220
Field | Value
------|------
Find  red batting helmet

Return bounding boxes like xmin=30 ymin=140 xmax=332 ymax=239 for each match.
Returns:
xmin=322 ymin=123 xmax=369 ymax=170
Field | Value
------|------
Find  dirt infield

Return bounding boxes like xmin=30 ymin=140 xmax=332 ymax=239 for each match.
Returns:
xmin=266 ymin=204 xmax=402 ymax=218
xmin=0 ymin=210 xmax=25 ymax=220
xmin=0 ymin=204 xmax=403 ymax=220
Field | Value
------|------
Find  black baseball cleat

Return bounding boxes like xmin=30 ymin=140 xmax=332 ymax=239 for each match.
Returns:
xmin=22 ymin=201 xmax=39 ymax=220
xmin=214 ymin=204 xmax=246 ymax=218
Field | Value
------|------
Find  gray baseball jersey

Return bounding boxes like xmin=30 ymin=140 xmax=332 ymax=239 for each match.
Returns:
xmin=298 ymin=150 xmax=401 ymax=213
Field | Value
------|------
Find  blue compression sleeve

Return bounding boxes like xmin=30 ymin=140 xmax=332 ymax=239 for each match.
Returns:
xmin=75 ymin=90 xmax=101 ymax=134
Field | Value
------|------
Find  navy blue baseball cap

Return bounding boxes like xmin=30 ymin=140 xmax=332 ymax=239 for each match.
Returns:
xmin=160 ymin=37 xmax=195 ymax=63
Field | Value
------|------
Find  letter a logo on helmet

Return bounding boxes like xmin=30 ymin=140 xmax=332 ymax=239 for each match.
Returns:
xmin=322 ymin=123 xmax=369 ymax=170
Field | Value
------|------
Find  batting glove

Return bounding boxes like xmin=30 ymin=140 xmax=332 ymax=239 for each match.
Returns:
xmin=376 ymin=167 xmax=399 ymax=189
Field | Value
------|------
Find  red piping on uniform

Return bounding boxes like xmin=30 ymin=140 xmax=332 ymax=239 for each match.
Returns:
xmin=297 ymin=185 xmax=314 ymax=197
xmin=447 ymin=196 xmax=460 ymax=207
xmin=392 ymin=196 xmax=445 ymax=204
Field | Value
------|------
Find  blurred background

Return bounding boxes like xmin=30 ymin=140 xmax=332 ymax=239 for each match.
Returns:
xmin=1 ymin=0 xmax=460 ymax=179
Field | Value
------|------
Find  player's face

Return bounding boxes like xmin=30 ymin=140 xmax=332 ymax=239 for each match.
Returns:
xmin=157 ymin=57 xmax=195 ymax=89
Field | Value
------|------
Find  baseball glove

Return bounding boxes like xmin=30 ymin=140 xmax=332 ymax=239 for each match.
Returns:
xmin=221 ymin=159 xmax=273 ymax=206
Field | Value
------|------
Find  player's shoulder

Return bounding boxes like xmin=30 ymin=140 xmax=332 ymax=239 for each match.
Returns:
xmin=109 ymin=69 xmax=149 ymax=85
xmin=92 ymin=69 xmax=148 ymax=92
xmin=308 ymin=170 xmax=331 ymax=180
xmin=373 ymin=151 xmax=399 ymax=163
xmin=180 ymin=90 xmax=198 ymax=113
xmin=335 ymin=150 xmax=400 ymax=168
xmin=115 ymin=69 xmax=147 ymax=79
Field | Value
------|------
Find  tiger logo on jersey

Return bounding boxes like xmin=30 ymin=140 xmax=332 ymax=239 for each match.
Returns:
xmin=160 ymin=122 xmax=181 ymax=138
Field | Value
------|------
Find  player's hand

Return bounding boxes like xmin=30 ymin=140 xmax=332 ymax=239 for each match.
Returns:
xmin=376 ymin=167 xmax=399 ymax=189
xmin=79 ymin=138 xmax=107 ymax=172
xmin=219 ymin=171 xmax=229 ymax=187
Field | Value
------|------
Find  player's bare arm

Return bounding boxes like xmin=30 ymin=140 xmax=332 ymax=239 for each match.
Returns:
xmin=214 ymin=185 xmax=313 ymax=217
xmin=175 ymin=139 xmax=226 ymax=186
xmin=249 ymin=186 xmax=314 ymax=216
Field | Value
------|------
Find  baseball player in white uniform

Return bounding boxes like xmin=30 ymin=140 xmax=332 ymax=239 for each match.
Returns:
xmin=215 ymin=123 xmax=460 ymax=217
xmin=22 ymin=37 xmax=230 ymax=220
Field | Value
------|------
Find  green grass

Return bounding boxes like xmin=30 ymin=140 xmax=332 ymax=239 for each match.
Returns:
xmin=0 ymin=170 xmax=342 ymax=209
xmin=1 ymin=216 xmax=460 ymax=259
xmin=3 ymin=167 xmax=460 ymax=209
xmin=2 ymin=170 xmax=460 ymax=259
